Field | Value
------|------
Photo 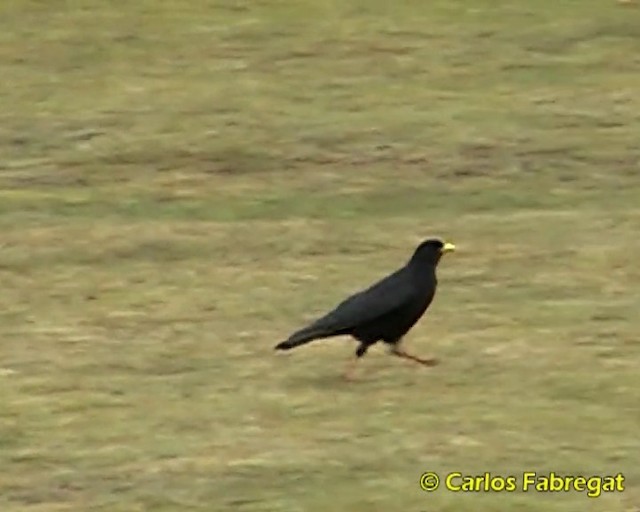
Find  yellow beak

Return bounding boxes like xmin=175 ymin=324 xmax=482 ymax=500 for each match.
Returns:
xmin=442 ymin=242 xmax=456 ymax=253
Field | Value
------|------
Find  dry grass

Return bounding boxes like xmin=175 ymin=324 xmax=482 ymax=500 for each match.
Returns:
xmin=1 ymin=1 xmax=640 ymax=511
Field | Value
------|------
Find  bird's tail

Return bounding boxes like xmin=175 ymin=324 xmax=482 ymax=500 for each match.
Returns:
xmin=274 ymin=325 xmax=333 ymax=351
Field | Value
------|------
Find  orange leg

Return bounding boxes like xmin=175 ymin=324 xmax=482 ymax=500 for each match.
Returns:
xmin=343 ymin=343 xmax=370 ymax=381
xmin=391 ymin=345 xmax=438 ymax=367
xmin=343 ymin=355 xmax=359 ymax=381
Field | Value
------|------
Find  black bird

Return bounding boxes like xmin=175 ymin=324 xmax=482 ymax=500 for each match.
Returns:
xmin=275 ymin=238 xmax=455 ymax=379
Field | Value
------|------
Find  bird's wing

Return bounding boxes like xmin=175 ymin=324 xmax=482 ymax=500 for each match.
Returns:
xmin=307 ymin=268 xmax=415 ymax=332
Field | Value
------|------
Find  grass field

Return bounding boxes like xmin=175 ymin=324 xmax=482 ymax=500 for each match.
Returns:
xmin=2 ymin=1 xmax=640 ymax=511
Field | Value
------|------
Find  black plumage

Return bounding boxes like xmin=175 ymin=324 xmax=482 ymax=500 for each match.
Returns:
xmin=275 ymin=238 xmax=455 ymax=379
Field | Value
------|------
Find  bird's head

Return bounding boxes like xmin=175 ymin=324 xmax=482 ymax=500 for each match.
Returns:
xmin=410 ymin=238 xmax=456 ymax=267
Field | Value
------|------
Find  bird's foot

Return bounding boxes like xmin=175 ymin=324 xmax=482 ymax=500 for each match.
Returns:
xmin=417 ymin=357 xmax=439 ymax=367
xmin=392 ymin=348 xmax=439 ymax=368
xmin=343 ymin=372 xmax=356 ymax=382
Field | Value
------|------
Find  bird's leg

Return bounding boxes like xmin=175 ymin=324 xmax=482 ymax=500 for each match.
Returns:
xmin=390 ymin=343 xmax=438 ymax=367
xmin=344 ymin=343 xmax=369 ymax=381
xmin=343 ymin=355 xmax=358 ymax=381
